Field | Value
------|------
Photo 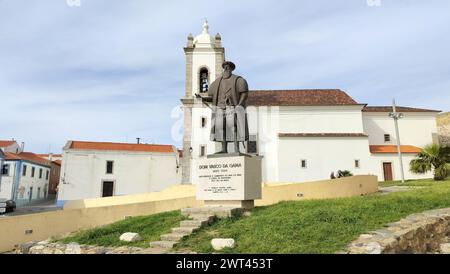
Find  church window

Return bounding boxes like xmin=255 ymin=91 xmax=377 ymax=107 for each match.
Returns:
xmin=199 ymin=68 xmax=209 ymax=92
xmin=301 ymin=160 xmax=307 ymax=168
xmin=201 ymin=117 xmax=207 ymax=128
xmin=355 ymin=159 xmax=360 ymax=168
xmin=384 ymin=134 xmax=391 ymax=142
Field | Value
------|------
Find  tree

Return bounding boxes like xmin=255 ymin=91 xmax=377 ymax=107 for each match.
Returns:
xmin=337 ymin=170 xmax=353 ymax=178
xmin=409 ymin=144 xmax=450 ymax=181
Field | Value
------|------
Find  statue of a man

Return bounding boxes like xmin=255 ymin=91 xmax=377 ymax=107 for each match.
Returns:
xmin=197 ymin=61 xmax=249 ymax=154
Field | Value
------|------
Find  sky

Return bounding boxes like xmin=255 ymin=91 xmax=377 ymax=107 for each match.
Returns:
xmin=0 ymin=0 xmax=449 ymax=153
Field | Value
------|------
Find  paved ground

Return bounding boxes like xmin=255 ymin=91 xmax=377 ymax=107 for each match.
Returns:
xmin=0 ymin=198 xmax=62 ymax=217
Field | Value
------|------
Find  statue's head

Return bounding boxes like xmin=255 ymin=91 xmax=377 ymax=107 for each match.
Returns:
xmin=222 ymin=61 xmax=235 ymax=79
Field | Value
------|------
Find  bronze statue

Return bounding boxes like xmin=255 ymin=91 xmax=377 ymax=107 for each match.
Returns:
xmin=196 ymin=61 xmax=249 ymax=154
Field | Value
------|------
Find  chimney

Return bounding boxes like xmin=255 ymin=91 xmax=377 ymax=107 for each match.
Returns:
xmin=136 ymin=138 xmax=141 ymax=144
xmin=21 ymin=142 xmax=25 ymax=152
xmin=49 ymin=153 xmax=53 ymax=161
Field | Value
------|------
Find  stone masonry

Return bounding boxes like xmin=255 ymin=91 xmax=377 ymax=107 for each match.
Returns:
xmin=149 ymin=206 xmax=243 ymax=251
xmin=346 ymin=207 xmax=450 ymax=254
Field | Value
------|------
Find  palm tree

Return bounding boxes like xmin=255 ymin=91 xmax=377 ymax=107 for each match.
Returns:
xmin=410 ymin=144 xmax=450 ymax=181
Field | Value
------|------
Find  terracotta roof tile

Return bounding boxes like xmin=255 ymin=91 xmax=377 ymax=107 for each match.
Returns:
xmin=247 ymin=89 xmax=359 ymax=106
xmin=37 ymin=154 xmax=62 ymax=158
xmin=370 ymin=145 xmax=422 ymax=154
xmin=279 ymin=133 xmax=368 ymax=138
xmin=5 ymin=152 xmax=52 ymax=167
xmin=363 ymin=106 xmax=441 ymax=113
xmin=68 ymin=141 xmax=175 ymax=153
xmin=0 ymin=140 xmax=16 ymax=148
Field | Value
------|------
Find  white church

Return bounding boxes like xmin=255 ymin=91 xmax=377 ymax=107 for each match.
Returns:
xmin=180 ymin=21 xmax=440 ymax=184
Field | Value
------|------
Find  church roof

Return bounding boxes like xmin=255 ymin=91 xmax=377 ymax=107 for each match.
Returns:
xmin=193 ymin=20 xmax=215 ymax=48
xmin=363 ymin=106 xmax=441 ymax=113
xmin=247 ymin=89 xmax=359 ymax=106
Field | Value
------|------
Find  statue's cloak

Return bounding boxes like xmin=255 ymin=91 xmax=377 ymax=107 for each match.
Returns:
xmin=208 ymin=74 xmax=249 ymax=142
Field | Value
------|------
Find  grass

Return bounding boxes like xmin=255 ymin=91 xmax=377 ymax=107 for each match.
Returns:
xmin=59 ymin=210 xmax=185 ymax=248
xmin=378 ymin=178 xmax=438 ymax=187
xmin=175 ymin=178 xmax=450 ymax=254
xmin=58 ymin=178 xmax=450 ymax=253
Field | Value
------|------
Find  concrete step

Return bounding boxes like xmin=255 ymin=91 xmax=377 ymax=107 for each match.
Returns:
xmin=172 ymin=227 xmax=199 ymax=234
xmin=180 ymin=219 xmax=210 ymax=228
xmin=182 ymin=206 xmax=244 ymax=218
xmin=135 ymin=247 xmax=169 ymax=254
xmin=149 ymin=241 xmax=178 ymax=249
xmin=160 ymin=233 xmax=189 ymax=242
xmin=189 ymin=214 xmax=216 ymax=221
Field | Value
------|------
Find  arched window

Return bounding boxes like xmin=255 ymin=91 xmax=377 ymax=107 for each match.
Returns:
xmin=199 ymin=68 xmax=209 ymax=93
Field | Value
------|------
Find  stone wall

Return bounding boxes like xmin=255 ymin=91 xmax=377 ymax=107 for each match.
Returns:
xmin=347 ymin=208 xmax=450 ymax=254
xmin=14 ymin=240 xmax=144 ymax=254
xmin=437 ymin=112 xmax=450 ymax=147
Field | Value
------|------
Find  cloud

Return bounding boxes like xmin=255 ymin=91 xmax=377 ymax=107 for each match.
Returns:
xmin=0 ymin=0 xmax=449 ymax=152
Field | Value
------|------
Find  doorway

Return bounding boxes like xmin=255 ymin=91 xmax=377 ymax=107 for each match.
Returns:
xmin=102 ymin=181 xmax=114 ymax=197
xmin=383 ymin=162 xmax=393 ymax=181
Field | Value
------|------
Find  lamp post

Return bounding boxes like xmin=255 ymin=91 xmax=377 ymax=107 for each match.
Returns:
xmin=389 ymin=98 xmax=405 ymax=183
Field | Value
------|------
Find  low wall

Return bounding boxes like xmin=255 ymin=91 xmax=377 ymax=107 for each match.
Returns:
xmin=0 ymin=175 xmax=377 ymax=253
xmin=257 ymin=175 xmax=378 ymax=206
xmin=63 ymin=185 xmax=197 ymax=209
xmin=0 ymin=196 xmax=202 ymax=253
xmin=347 ymin=208 xmax=450 ymax=254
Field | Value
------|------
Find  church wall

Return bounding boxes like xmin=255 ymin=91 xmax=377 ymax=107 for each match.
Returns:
xmin=277 ymin=137 xmax=372 ymax=182
xmin=369 ymin=154 xmax=432 ymax=181
xmin=278 ymin=106 xmax=365 ymax=134
xmin=363 ymin=112 xmax=438 ymax=147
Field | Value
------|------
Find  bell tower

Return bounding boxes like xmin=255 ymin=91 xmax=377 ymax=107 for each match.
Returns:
xmin=181 ymin=20 xmax=225 ymax=184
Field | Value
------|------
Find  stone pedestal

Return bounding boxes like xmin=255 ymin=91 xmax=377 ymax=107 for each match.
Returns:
xmin=196 ymin=154 xmax=262 ymax=210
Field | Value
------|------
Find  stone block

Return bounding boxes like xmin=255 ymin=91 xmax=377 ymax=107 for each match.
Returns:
xmin=119 ymin=232 xmax=142 ymax=242
xmin=211 ymin=238 xmax=235 ymax=250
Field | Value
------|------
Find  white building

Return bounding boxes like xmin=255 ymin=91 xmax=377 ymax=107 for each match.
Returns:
xmin=180 ymin=21 xmax=440 ymax=184
xmin=56 ymin=141 xmax=182 ymax=206
xmin=0 ymin=150 xmax=4 ymax=189
xmin=0 ymin=152 xmax=52 ymax=206
xmin=0 ymin=140 xmax=23 ymax=154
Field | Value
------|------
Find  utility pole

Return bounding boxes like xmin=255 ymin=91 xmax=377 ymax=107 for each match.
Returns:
xmin=389 ymin=98 xmax=405 ymax=183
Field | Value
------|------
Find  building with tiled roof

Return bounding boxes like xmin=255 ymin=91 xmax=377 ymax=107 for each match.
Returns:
xmin=1 ymin=152 xmax=52 ymax=206
xmin=0 ymin=140 xmax=23 ymax=154
xmin=179 ymin=22 xmax=441 ymax=184
xmin=56 ymin=141 xmax=182 ymax=205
